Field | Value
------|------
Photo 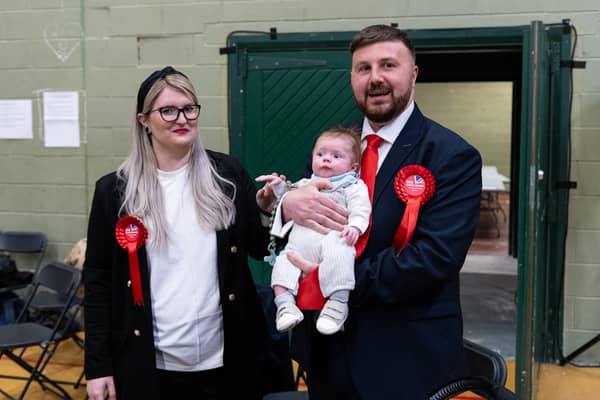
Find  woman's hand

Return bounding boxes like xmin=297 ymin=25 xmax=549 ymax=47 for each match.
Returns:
xmin=281 ymin=180 xmax=349 ymax=234
xmin=255 ymin=173 xmax=288 ymax=213
xmin=87 ymin=376 xmax=116 ymax=400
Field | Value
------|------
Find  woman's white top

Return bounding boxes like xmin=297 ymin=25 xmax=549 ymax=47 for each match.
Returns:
xmin=147 ymin=164 xmax=224 ymax=371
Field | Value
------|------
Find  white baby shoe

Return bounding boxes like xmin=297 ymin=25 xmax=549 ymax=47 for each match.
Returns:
xmin=276 ymin=302 xmax=304 ymax=332
xmin=316 ymin=299 xmax=348 ymax=335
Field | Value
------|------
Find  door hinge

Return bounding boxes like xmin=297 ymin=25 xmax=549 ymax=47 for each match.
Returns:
xmin=269 ymin=27 xmax=277 ymax=40
xmin=555 ymin=181 xmax=577 ymax=189
xmin=219 ymin=27 xmax=278 ymax=55
xmin=562 ymin=18 xmax=572 ymax=34
xmin=560 ymin=60 xmax=586 ymax=69
xmin=219 ymin=46 xmax=236 ymax=55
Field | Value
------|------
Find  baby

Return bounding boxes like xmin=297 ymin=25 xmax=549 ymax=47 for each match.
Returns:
xmin=257 ymin=127 xmax=371 ymax=335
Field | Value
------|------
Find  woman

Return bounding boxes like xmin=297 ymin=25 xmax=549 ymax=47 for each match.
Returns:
xmin=84 ymin=66 xmax=274 ymax=399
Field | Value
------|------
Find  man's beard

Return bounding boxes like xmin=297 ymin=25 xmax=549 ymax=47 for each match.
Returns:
xmin=356 ymin=85 xmax=411 ymax=124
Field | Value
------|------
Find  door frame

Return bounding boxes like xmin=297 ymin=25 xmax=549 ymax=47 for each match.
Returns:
xmin=225 ymin=22 xmax=572 ymax=398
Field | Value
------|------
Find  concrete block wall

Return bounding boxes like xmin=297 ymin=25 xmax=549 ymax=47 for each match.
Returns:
xmin=0 ymin=1 xmax=87 ymax=266
xmin=0 ymin=0 xmax=598 ymax=364
xmin=564 ymin=12 xmax=600 ymax=361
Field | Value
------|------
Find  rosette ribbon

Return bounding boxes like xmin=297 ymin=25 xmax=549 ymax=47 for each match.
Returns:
xmin=392 ymin=165 xmax=435 ymax=252
xmin=115 ymin=216 xmax=148 ymax=306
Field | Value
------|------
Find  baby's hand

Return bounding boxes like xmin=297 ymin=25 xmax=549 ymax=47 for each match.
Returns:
xmin=255 ymin=173 xmax=287 ymax=212
xmin=340 ymin=226 xmax=361 ymax=246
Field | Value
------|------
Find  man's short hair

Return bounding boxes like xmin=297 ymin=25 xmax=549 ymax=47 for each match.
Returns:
xmin=350 ymin=24 xmax=416 ymax=62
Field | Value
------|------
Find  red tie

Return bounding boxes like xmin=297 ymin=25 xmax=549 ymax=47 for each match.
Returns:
xmin=355 ymin=134 xmax=383 ymax=258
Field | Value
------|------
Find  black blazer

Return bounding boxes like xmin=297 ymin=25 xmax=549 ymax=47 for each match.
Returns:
xmin=297 ymin=105 xmax=482 ymax=399
xmin=83 ymin=150 xmax=271 ymax=399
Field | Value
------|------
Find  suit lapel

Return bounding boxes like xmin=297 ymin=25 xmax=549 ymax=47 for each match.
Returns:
xmin=373 ymin=106 xmax=427 ymax=207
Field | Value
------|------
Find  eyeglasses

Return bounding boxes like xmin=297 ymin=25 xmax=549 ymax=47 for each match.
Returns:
xmin=149 ymin=104 xmax=201 ymax=122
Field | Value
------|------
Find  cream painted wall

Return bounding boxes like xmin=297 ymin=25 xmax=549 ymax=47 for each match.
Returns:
xmin=416 ymin=82 xmax=513 ymax=178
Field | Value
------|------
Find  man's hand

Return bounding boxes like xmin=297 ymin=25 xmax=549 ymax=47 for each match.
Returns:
xmin=282 ymin=180 xmax=348 ymax=234
xmin=87 ymin=376 xmax=116 ymax=400
xmin=286 ymin=250 xmax=318 ymax=278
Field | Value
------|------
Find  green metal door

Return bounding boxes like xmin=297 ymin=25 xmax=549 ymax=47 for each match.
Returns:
xmin=516 ymin=20 xmax=573 ymax=399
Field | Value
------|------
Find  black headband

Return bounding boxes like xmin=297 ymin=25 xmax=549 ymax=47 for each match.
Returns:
xmin=136 ymin=66 xmax=188 ymax=113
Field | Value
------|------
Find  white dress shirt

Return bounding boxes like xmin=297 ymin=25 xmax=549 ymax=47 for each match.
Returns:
xmin=360 ymin=101 xmax=415 ymax=171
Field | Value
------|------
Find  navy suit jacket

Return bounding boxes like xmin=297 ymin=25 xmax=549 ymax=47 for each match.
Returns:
xmin=296 ymin=104 xmax=482 ymax=399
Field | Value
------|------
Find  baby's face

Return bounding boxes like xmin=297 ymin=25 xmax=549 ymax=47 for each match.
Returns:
xmin=312 ymin=136 xmax=356 ymax=178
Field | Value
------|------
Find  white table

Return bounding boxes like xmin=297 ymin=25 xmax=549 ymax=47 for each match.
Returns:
xmin=481 ymin=166 xmax=510 ymax=237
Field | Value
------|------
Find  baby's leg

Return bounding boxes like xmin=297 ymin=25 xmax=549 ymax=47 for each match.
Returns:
xmin=271 ymin=226 xmax=324 ymax=332
xmin=316 ymin=231 xmax=355 ymax=335
xmin=318 ymin=231 xmax=356 ymax=298
xmin=271 ymin=251 xmax=303 ymax=295
xmin=271 ymin=226 xmax=323 ymax=295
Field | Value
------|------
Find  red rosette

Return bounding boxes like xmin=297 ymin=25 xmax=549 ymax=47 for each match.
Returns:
xmin=115 ymin=215 xmax=148 ymax=306
xmin=392 ymin=165 xmax=435 ymax=252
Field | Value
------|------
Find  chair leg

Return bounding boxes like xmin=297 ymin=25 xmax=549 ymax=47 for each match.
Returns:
xmin=3 ymin=347 xmax=73 ymax=400
xmin=295 ymin=364 xmax=307 ymax=389
xmin=33 ymin=332 xmax=86 ymax=390
xmin=0 ymin=386 xmax=17 ymax=400
xmin=38 ymin=341 xmax=59 ymax=377
xmin=74 ymin=368 xmax=85 ymax=389
xmin=71 ymin=332 xmax=86 ymax=389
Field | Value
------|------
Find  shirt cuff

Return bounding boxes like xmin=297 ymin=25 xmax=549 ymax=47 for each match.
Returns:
xmin=270 ymin=192 xmax=294 ymax=238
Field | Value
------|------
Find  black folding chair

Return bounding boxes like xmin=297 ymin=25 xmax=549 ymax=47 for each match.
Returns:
xmin=0 ymin=261 xmax=82 ymax=400
xmin=0 ymin=231 xmax=48 ymax=265
xmin=0 ymin=231 xmax=48 ymax=291
xmin=26 ymin=293 xmax=85 ymax=388
xmin=429 ymin=339 xmax=517 ymax=400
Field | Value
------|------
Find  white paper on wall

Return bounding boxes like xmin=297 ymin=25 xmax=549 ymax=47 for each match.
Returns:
xmin=43 ymin=91 xmax=80 ymax=147
xmin=0 ymin=100 xmax=33 ymax=139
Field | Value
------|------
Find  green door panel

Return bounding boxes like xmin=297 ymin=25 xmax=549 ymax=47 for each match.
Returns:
xmin=244 ymin=52 xmax=362 ymax=182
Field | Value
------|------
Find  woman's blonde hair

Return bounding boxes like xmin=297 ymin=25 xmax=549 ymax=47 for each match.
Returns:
xmin=117 ymin=71 xmax=235 ymax=248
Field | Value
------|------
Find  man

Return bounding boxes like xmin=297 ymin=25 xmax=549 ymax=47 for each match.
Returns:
xmin=277 ymin=25 xmax=482 ymax=399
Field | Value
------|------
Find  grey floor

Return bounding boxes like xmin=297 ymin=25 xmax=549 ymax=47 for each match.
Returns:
xmin=460 ymin=255 xmax=517 ymax=360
